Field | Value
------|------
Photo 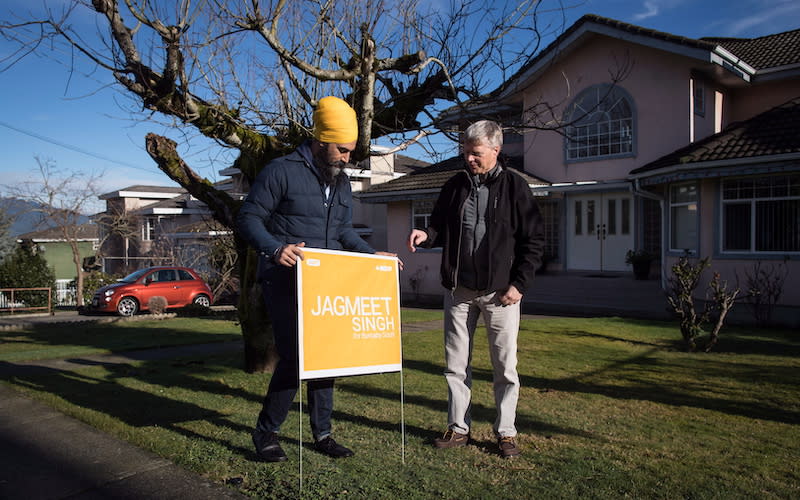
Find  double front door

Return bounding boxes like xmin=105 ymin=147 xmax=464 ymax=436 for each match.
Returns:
xmin=566 ymin=192 xmax=633 ymax=272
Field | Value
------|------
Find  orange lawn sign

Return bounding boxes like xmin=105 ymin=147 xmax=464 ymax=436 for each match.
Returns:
xmin=296 ymin=248 xmax=402 ymax=380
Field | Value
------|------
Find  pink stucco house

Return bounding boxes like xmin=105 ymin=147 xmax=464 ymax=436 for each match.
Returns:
xmin=359 ymin=14 xmax=799 ymax=326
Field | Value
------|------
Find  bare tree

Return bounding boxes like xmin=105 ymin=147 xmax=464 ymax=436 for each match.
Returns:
xmin=0 ymin=0 xmax=573 ymax=371
xmin=3 ymin=157 xmax=103 ymax=307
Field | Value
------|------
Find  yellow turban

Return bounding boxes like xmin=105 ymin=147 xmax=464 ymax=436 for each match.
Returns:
xmin=313 ymin=96 xmax=358 ymax=144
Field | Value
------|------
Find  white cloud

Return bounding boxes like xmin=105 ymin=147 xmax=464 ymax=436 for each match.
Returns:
xmin=632 ymin=1 xmax=660 ymax=21
xmin=725 ymin=1 xmax=800 ymax=36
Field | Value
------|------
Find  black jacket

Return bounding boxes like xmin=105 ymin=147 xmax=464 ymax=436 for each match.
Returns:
xmin=237 ymin=141 xmax=374 ymax=281
xmin=420 ymin=165 xmax=544 ymax=294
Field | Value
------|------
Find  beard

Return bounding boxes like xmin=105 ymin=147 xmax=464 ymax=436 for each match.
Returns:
xmin=319 ymin=161 xmax=345 ymax=185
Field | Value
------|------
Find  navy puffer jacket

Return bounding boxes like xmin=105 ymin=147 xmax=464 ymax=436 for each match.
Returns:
xmin=237 ymin=141 xmax=375 ymax=281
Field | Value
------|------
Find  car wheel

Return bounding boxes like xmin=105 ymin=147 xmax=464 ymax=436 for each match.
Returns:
xmin=193 ymin=294 xmax=211 ymax=307
xmin=117 ymin=297 xmax=139 ymax=316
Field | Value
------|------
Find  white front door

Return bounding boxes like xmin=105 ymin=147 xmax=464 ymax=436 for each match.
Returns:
xmin=566 ymin=193 xmax=633 ymax=272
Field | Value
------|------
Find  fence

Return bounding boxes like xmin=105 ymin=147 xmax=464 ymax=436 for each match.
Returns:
xmin=0 ymin=288 xmax=53 ymax=314
xmin=55 ymin=279 xmax=77 ymax=307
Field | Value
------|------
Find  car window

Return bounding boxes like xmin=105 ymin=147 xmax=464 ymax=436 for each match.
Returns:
xmin=158 ymin=269 xmax=177 ymax=282
xmin=177 ymin=269 xmax=195 ymax=281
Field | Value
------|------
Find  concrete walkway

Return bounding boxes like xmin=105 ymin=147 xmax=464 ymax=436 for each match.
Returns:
xmin=0 ymin=272 xmax=670 ymax=499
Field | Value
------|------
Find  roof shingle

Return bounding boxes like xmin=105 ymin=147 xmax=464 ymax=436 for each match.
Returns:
xmin=631 ymin=97 xmax=800 ymax=175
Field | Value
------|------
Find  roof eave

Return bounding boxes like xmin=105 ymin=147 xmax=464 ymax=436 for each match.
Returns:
xmin=629 ymin=152 xmax=800 ymax=181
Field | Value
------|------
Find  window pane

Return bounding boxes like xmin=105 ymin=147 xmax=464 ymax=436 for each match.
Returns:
xmin=566 ymin=85 xmax=634 ymax=160
xmin=671 ymin=205 xmax=697 ymax=251
xmin=575 ymin=201 xmax=582 ymax=235
xmin=756 ymin=199 xmax=800 ymax=251
xmin=621 ymin=198 xmax=631 ymax=235
xmin=607 ymin=199 xmax=617 ymax=235
xmin=671 ymin=184 xmax=697 ymax=203
xmin=723 ymin=203 xmax=751 ymax=251
xmin=587 ymin=200 xmax=596 ymax=235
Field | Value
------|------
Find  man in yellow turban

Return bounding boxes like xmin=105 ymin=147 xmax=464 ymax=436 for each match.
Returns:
xmin=238 ymin=96 xmax=397 ymax=462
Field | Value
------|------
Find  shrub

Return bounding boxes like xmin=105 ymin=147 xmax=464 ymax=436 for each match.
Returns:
xmin=148 ymin=296 xmax=169 ymax=314
xmin=666 ymin=253 xmax=739 ymax=352
xmin=75 ymin=270 xmax=117 ymax=306
xmin=736 ymin=260 xmax=789 ymax=327
xmin=0 ymin=241 xmax=56 ymax=309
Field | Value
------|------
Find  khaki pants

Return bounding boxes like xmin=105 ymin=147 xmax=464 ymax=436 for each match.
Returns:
xmin=443 ymin=286 xmax=520 ymax=438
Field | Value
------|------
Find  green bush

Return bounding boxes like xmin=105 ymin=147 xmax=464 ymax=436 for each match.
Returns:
xmin=0 ymin=242 xmax=56 ymax=308
xmin=74 ymin=270 xmax=118 ymax=305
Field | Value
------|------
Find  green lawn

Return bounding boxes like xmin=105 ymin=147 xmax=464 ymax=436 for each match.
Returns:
xmin=1 ymin=313 xmax=798 ymax=499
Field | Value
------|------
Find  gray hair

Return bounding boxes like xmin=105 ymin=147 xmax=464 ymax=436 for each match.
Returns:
xmin=463 ymin=120 xmax=503 ymax=148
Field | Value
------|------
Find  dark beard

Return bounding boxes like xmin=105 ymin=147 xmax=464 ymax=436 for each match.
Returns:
xmin=319 ymin=162 xmax=345 ymax=185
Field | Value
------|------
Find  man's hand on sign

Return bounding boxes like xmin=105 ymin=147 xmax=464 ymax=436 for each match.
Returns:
xmin=375 ymin=251 xmax=403 ymax=270
xmin=407 ymin=229 xmax=428 ymax=252
xmin=276 ymin=242 xmax=306 ymax=267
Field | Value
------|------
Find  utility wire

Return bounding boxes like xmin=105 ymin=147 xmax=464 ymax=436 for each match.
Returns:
xmin=0 ymin=120 xmax=157 ymax=172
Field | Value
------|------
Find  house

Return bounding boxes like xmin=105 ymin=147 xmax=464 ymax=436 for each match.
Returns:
xmin=97 ymin=185 xmax=202 ymax=275
xmin=95 ymin=152 xmax=427 ymax=276
xmin=359 ymin=14 xmax=799 ymax=325
xmin=16 ymin=223 xmax=99 ymax=305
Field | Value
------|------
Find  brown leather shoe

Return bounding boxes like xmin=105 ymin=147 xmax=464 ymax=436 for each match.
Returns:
xmin=498 ymin=436 xmax=521 ymax=458
xmin=434 ymin=429 xmax=469 ymax=448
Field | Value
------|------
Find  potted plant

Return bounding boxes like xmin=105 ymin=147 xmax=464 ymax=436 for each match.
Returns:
xmin=625 ymin=249 xmax=655 ymax=280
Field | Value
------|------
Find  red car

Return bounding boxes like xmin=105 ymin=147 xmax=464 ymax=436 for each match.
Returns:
xmin=91 ymin=266 xmax=213 ymax=316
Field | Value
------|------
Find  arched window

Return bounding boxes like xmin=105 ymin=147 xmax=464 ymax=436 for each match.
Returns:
xmin=564 ymin=84 xmax=635 ymax=161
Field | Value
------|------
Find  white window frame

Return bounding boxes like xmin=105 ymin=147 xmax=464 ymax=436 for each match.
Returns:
xmin=669 ymin=182 xmax=698 ymax=253
xmin=411 ymin=199 xmax=435 ymax=230
xmin=564 ymin=84 xmax=636 ymax=162
xmin=720 ymin=175 xmax=800 ymax=255
xmin=142 ymin=217 xmax=157 ymax=241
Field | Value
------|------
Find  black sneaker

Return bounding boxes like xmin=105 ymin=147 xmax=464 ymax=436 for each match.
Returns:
xmin=433 ymin=429 xmax=469 ymax=448
xmin=314 ymin=436 xmax=354 ymax=458
xmin=498 ymin=436 xmax=521 ymax=459
xmin=252 ymin=428 xmax=288 ymax=462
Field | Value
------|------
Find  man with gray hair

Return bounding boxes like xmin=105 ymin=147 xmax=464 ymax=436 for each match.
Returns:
xmin=407 ymin=119 xmax=544 ymax=458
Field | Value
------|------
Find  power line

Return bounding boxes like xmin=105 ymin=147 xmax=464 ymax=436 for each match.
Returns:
xmin=0 ymin=120 xmax=157 ymax=173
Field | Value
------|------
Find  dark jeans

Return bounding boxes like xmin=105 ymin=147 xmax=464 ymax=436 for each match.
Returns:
xmin=255 ymin=266 xmax=335 ymax=441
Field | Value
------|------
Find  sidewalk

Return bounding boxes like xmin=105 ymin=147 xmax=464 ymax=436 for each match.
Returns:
xmin=0 ymin=383 xmax=246 ymax=500
xmin=0 ymin=273 xmax=670 ymax=499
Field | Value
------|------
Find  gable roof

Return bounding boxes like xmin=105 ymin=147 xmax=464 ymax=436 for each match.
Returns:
xmin=630 ymin=97 xmax=800 ymax=182
xmin=99 ymin=185 xmax=186 ymax=200
xmin=357 ymin=155 xmax=549 ymax=202
xmin=444 ymin=14 xmax=800 ymax=124
xmin=17 ymin=223 xmax=99 ymax=242
xmin=703 ymin=28 xmax=800 ymax=70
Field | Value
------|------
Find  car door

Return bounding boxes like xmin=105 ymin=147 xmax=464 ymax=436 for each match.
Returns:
xmin=143 ymin=269 xmax=183 ymax=306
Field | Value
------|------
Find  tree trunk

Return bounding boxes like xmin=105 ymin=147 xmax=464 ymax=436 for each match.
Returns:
xmin=237 ymin=244 xmax=279 ymax=373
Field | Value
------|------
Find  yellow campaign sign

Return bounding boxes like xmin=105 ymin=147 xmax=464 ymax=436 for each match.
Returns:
xmin=297 ymin=248 xmax=402 ymax=380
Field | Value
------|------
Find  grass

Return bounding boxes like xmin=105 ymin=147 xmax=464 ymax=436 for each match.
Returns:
xmin=1 ymin=312 xmax=799 ymax=499
xmin=0 ymin=316 xmax=240 ymax=362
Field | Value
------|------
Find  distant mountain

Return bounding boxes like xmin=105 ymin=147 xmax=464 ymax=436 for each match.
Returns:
xmin=0 ymin=198 xmax=91 ymax=237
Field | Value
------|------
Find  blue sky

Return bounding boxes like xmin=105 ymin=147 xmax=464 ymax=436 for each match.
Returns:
xmin=0 ymin=0 xmax=798 ymax=202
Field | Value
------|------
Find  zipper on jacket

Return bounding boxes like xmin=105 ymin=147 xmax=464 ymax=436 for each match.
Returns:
xmin=451 ymin=176 xmax=469 ymax=291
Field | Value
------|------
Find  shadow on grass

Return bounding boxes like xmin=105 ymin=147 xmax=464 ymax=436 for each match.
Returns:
xmin=0 ymin=357 xmax=256 ymax=459
xmin=400 ymin=351 xmax=800 ymax=427
xmin=334 ymin=379 xmax=599 ymax=443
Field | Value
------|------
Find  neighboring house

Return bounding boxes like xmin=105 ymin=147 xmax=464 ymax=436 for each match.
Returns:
xmin=217 ymin=149 xmax=428 ymax=251
xmin=359 ymin=14 xmax=799 ymax=325
xmin=16 ymin=224 xmax=99 ymax=280
xmin=95 ymin=151 xmax=426 ymax=275
xmin=97 ymin=185 xmax=197 ymax=275
xmin=16 ymin=223 xmax=99 ymax=305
